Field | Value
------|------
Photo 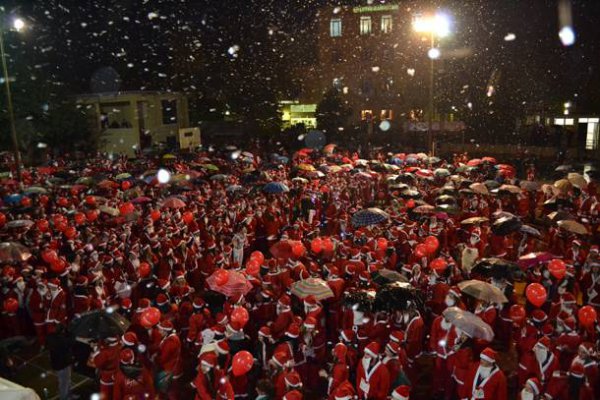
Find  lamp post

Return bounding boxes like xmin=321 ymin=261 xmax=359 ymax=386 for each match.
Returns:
xmin=413 ymin=13 xmax=451 ymax=156
xmin=0 ymin=17 xmax=25 ymax=183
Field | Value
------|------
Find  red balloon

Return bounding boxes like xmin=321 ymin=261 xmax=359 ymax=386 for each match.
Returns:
xmin=377 ymin=238 xmax=388 ymax=251
xmin=37 ymin=219 xmax=49 ymax=232
xmin=119 ymin=202 xmax=135 ymax=216
xmin=414 ymin=244 xmax=428 ymax=259
xmin=20 ymin=197 xmax=32 ymax=207
xmin=250 ymin=251 xmax=265 ymax=265
xmin=150 ymin=209 xmax=161 ymax=221
xmin=121 ymin=181 xmax=132 ymax=191
xmin=509 ymin=304 xmax=527 ymax=324
xmin=64 ymin=226 xmax=77 ymax=239
xmin=141 ymin=307 xmax=161 ymax=328
xmin=86 ymin=210 xmax=98 ymax=222
xmin=39 ymin=195 xmax=49 ymax=205
xmin=139 ymin=262 xmax=151 ymax=278
xmin=232 ymin=350 xmax=254 ymax=377
xmin=50 ymin=258 xmax=67 ymax=274
xmin=425 ymin=236 xmax=439 ymax=255
xmin=430 ymin=258 xmax=448 ymax=273
xmin=70 ymin=187 xmax=79 ymax=196
xmin=85 ymin=195 xmax=96 ymax=206
xmin=525 ymin=283 xmax=547 ymax=308
xmin=182 ymin=211 xmax=194 ymax=224
xmin=246 ymin=259 xmax=260 ymax=277
xmin=215 ymin=269 xmax=230 ymax=286
xmin=57 ymin=197 xmax=69 ymax=207
xmin=42 ymin=249 xmax=58 ymax=264
xmin=3 ymin=298 xmax=18 ymax=313
xmin=322 ymin=238 xmax=334 ymax=253
xmin=578 ymin=305 xmax=598 ymax=328
xmin=406 ymin=199 xmax=415 ymax=209
xmin=74 ymin=212 xmax=86 ymax=225
xmin=0 ymin=213 xmax=5 ymax=227
xmin=311 ymin=238 xmax=323 ymax=254
xmin=291 ymin=242 xmax=305 ymax=258
xmin=231 ymin=306 xmax=250 ymax=328
xmin=54 ymin=219 xmax=67 ymax=233
xmin=548 ymin=259 xmax=566 ymax=280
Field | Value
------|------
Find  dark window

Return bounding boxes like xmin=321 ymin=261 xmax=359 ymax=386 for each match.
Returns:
xmin=161 ymin=100 xmax=177 ymax=124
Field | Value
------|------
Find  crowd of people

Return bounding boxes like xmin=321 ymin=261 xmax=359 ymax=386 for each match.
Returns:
xmin=0 ymin=147 xmax=599 ymax=400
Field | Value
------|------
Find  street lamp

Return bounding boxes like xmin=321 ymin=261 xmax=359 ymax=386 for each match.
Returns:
xmin=413 ymin=12 xmax=451 ymax=156
xmin=0 ymin=17 xmax=26 ymax=183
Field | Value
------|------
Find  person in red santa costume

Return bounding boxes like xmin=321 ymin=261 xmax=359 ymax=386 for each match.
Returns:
xmin=390 ymin=385 xmax=411 ymax=400
xmin=191 ymin=351 xmax=218 ymax=400
xmin=517 ymin=377 xmax=542 ymax=400
xmin=356 ymin=341 xmax=390 ymax=400
xmin=458 ymin=347 xmax=507 ymax=400
xmin=112 ymin=348 xmax=155 ymax=400
xmin=88 ymin=336 xmax=121 ymax=400
xmin=45 ymin=278 xmax=68 ymax=333
xmin=270 ymin=295 xmax=295 ymax=340
xmin=429 ymin=310 xmax=458 ymax=399
xmin=28 ymin=280 xmax=50 ymax=346
xmin=154 ymin=319 xmax=182 ymax=399
xmin=518 ymin=336 xmax=559 ymax=391
xmin=546 ymin=362 xmax=596 ymax=400
xmin=326 ymin=342 xmax=349 ymax=399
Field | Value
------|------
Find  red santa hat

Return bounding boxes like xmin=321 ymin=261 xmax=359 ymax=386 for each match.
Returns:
xmin=258 ymin=326 xmax=272 ymax=338
xmin=75 ymin=276 xmax=88 ymax=286
xmin=137 ymin=298 xmax=151 ymax=312
xmin=121 ymin=298 xmax=132 ymax=310
xmin=358 ymin=271 xmax=370 ymax=282
xmin=525 ymin=378 xmax=541 ymax=395
xmin=479 ymin=347 xmax=496 ymax=363
xmin=284 ymin=371 xmax=302 ymax=388
xmin=531 ymin=309 xmax=547 ymax=323
xmin=216 ymin=313 xmax=228 ymax=325
xmin=47 ymin=278 xmax=60 ymax=289
xmin=333 ymin=382 xmax=354 ymax=400
xmin=228 ymin=320 xmax=243 ymax=333
xmin=278 ymin=295 xmax=291 ymax=308
xmin=193 ymin=297 xmax=206 ymax=309
xmin=120 ymin=349 xmax=135 ymax=365
xmin=282 ymin=390 xmax=302 ymax=400
xmin=562 ymin=316 xmax=576 ymax=331
xmin=158 ymin=320 xmax=174 ymax=332
xmin=535 ymin=336 xmax=551 ymax=350
xmin=448 ymin=286 xmax=461 ymax=299
xmin=386 ymin=341 xmax=400 ymax=355
xmin=579 ymin=342 xmax=594 ymax=355
xmin=157 ymin=279 xmax=170 ymax=290
xmin=591 ymin=245 xmax=599 ymax=253
xmin=364 ymin=342 xmax=380 ymax=358
xmin=561 ymin=293 xmax=576 ymax=305
xmin=156 ymin=293 xmax=169 ymax=306
xmin=333 ymin=343 xmax=347 ymax=361
xmin=174 ymin=270 xmax=185 ymax=280
xmin=272 ymin=351 xmax=289 ymax=368
xmin=212 ymin=325 xmax=226 ymax=337
xmin=304 ymin=295 xmax=318 ymax=307
xmin=572 ymin=240 xmax=582 ymax=247
xmin=340 ymin=329 xmax=355 ymax=342
xmin=199 ymin=351 xmax=217 ymax=368
xmin=389 ymin=330 xmax=405 ymax=344
xmin=391 ymin=385 xmax=410 ymax=400
xmin=122 ymin=331 xmax=138 ymax=347
xmin=216 ymin=340 xmax=230 ymax=354
xmin=303 ymin=316 xmax=317 ymax=329
xmin=570 ymin=362 xmax=585 ymax=378
xmin=285 ymin=323 xmax=300 ymax=339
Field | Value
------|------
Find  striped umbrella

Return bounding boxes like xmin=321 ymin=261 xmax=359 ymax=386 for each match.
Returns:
xmin=206 ymin=270 xmax=252 ymax=298
xmin=351 ymin=208 xmax=390 ymax=228
xmin=291 ymin=278 xmax=334 ymax=300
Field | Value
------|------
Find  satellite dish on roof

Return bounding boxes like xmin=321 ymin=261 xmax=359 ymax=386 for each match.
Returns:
xmin=304 ymin=130 xmax=326 ymax=149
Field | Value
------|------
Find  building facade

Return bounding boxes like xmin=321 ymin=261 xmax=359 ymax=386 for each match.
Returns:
xmin=77 ymin=91 xmax=189 ymax=157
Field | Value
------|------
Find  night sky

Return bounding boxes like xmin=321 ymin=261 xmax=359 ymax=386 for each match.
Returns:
xmin=3 ymin=0 xmax=600 ymax=127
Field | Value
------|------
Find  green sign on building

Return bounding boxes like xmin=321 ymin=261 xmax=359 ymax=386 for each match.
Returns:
xmin=352 ymin=4 xmax=399 ymax=14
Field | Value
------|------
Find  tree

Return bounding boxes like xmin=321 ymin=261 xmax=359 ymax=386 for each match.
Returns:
xmin=316 ymin=89 xmax=352 ymax=142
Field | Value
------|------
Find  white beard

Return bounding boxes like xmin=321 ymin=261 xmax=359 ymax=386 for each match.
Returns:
xmin=441 ymin=319 xmax=452 ymax=330
xmin=520 ymin=389 xmax=534 ymax=400
xmin=478 ymin=365 xmax=492 ymax=379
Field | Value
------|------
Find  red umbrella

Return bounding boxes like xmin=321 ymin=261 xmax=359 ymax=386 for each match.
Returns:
xmin=467 ymin=159 xmax=482 ymax=166
xmin=161 ymin=197 xmax=186 ymax=209
xmin=206 ymin=270 xmax=253 ymax=297
xmin=518 ymin=252 xmax=557 ymax=269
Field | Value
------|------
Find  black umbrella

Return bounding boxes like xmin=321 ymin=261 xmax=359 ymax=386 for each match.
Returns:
xmin=543 ymin=198 xmax=574 ymax=211
xmin=520 ymin=225 xmax=541 ymax=237
xmin=484 ymin=180 xmax=501 ymax=189
xmin=491 ymin=216 xmax=523 ymax=236
xmin=374 ymin=282 xmax=424 ymax=312
xmin=435 ymin=203 xmax=461 ymax=214
xmin=371 ymin=269 xmax=408 ymax=285
xmin=471 ymin=258 xmax=523 ymax=280
xmin=70 ymin=309 xmax=130 ymax=340
xmin=343 ymin=290 xmax=375 ymax=313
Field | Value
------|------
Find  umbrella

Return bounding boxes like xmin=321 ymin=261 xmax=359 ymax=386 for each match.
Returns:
xmin=131 ymin=196 xmax=152 ymax=204
xmin=435 ymin=204 xmax=461 ymax=214
xmin=457 ymin=280 xmax=508 ymax=304
xmin=567 ymin=172 xmax=587 ymax=188
xmin=413 ymin=205 xmax=435 ymax=214
xmin=3 ymin=194 xmax=22 ymax=205
xmin=323 ymin=144 xmax=337 ymax=154
xmin=461 ymin=217 xmax=489 ymax=225
xmin=555 ymin=165 xmax=572 ymax=172
xmin=226 ymin=185 xmax=244 ymax=193
xmin=518 ymin=252 xmax=557 ymax=269
xmin=69 ymin=309 xmax=130 ymax=340
xmin=546 ymin=211 xmax=576 ymax=222
xmin=270 ymin=240 xmax=304 ymax=259
xmin=23 ymin=186 xmax=48 ymax=195
xmin=435 ymin=195 xmax=456 ymax=205
xmin=484 ymin=180 xmax=501 ymax=189
xmin=434 ymin=168 xmax=451 ymax=177
xmin=471 ymin=258 xmax=522 ymax=280
xmin=557 ymin=220 xmax=588 ymax=235
xmin=99 ymin=206 xmax=120 ymax=216
xmin=206 ymin=270 xmax=252 ymax=297
xmin=399 ymin=189 xmax=421 ymax=199
xmin=297 ymin=163 xmax=316 ymax=172
xmin=351 ymin=208 xmax=390 ymax=228
xmin=519 ymin=181 xmax=539 ymax=191
xmin=371 ymin=269 xmax=408 ymax=285
xmin=491 ymin=216 xmax=523 ymax=236
xmin=469 ymin=183 xmax=489 ymax=195
xmin=0 ymin=242 xmax=32 ymax=263
xmin=554 ymin=179 xmax=572 ymax=193
xmin=210 ymin=174 xmax=230 ymax=181
xmin=5 ymin=220 xmax=34 ymax=229
xmin=543 ymin=197 xmax=573 ymax=211
xmin=520 ymin=225 xmax=541 ymax=237
xmin=200 ymin=164 xmax=219 ymax=172
xmin=442 ymin=307 xmax=494 ymax=341
xmin=76 ymin=177 xmax=95 ymax=185
xmin=374 ymin=282 xmax=424 ymax=312
xmin=498 ymin=184 xmax=521 ymax=194
xmin=292 ymin=177 xmax=309 ymax=184
xmin=161 ymin=197 xmax=186 ymax=209
xmin=115 ymin=173 xmax=132 ymax=180
xmin=263 ymin=182 xmax=290 ymax=194
xmin=291 ymin=278 xmax=334 ymax=300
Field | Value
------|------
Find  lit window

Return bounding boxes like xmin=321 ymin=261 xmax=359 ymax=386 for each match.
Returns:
xmin=565 ymin=118 xmax=574 ymax=126
xmin=381 ymin=15 xmax=393 ymax=33
xmin=360 ymin=16 xmax=372 ymax=35
xmin=330 ymin=18 xmax=342 ymax=37
xmin=361 ymin=110 xmax=373 ymax=120
xmin=586 ymin=122 xmax=599 ymax=150
xmin=554 ymin=118 xmax=564 ymax=126
xmin=579 ymin=118 xmax=588 ymax=123
xmin=589 ymin=118 xmax=600 ymax=123
xmin=380 ymin=109 xmax=393 ymax=120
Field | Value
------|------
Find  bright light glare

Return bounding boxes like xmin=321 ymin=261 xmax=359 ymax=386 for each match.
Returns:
xmin=379 ymin=120 xmax=391 ymax=131
xmin=157 ymin=169 xmax=171 ymax=184
xmin=428 ymin=48 xmax=441 ymax=60
xmin=413 ymin=13 xmax=451 ymax=38
xmin=504 ymin=33 xmax=516 ymax=42
xmin=13 ymin=18 xmax=25 ymax=31
xmin=559 ymin=26 xmax=575 ymax=46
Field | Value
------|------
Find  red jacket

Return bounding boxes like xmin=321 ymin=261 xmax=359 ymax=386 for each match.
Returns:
xmin=518 ymin=350 xmax=559 ymax=388
xmin=158 ymin=333 xmax=182 ymax=375
xmin=46 ymin=289 xmax=68 ymax=325
xmin=405 ymin=315 xmax=425 ymax=363
xmin=459 ymin=362 xmax=507 ymax=400
xmin=112 ymin=366 xmax=155 ymax=400
xmin=92 ymin=344 xmax=121 ymax=385
xmin=356 ymin=359 xmax=390 ymax=400
xmin=27 ymin=289 xmax=48 ymax=325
